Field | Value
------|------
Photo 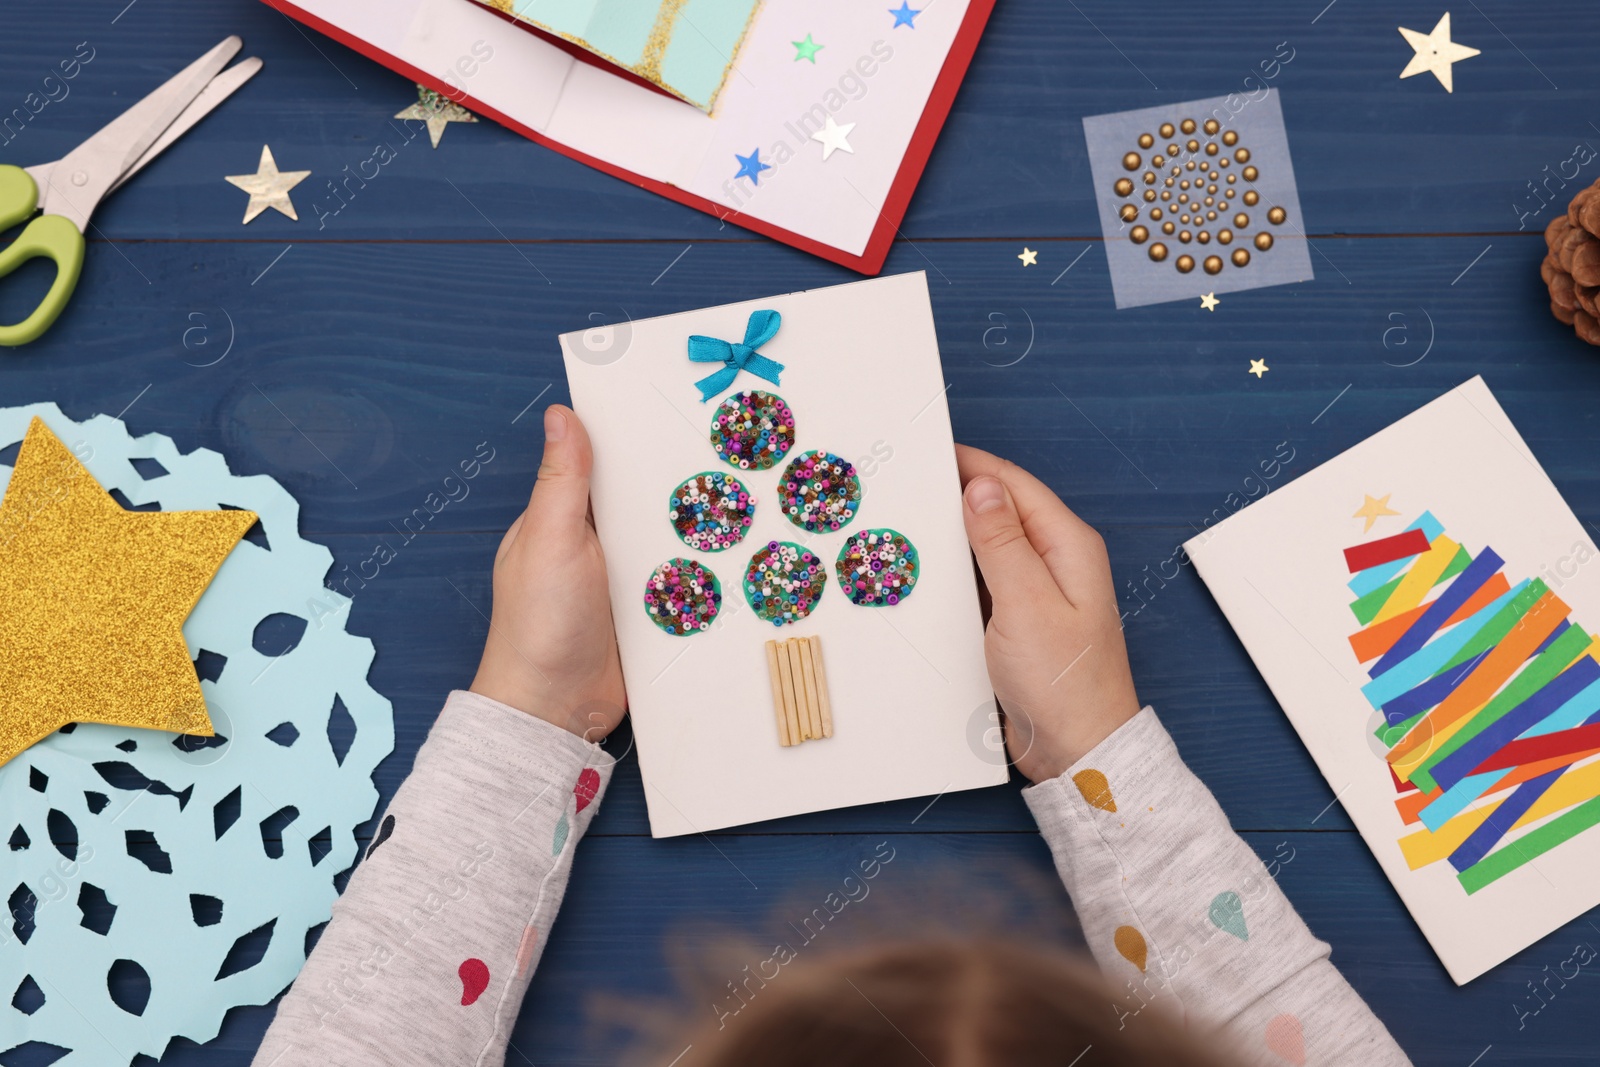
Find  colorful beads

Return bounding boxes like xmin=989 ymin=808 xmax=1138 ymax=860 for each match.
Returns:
xmin=778 ymin=450 xmax=861 ymax=533
xmin=709 ymin=390 xmax=795 ymax=472
xmin=642 ymin=557 xmax=721 ymax=636
xmin=668 ymin=470 xmax=755 ymax=552
xmin=835 ymin=528 xmax=919 ymax=606
xmin=744 ymin=541 xmax=826 ymax=626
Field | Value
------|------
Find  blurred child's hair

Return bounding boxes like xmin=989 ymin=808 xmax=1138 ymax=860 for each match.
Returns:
xmin=601 ymin=857 xmax=1238 ymax=1066
xmin=670 ymin=937 xmax=1233 ymax=1067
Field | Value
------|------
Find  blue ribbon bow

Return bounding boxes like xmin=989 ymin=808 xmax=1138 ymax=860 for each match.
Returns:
xmin=687 ymin=309 xmax=784 ymax=402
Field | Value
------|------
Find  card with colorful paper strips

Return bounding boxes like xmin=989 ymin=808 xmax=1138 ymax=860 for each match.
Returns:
xmin=1185 ymin=376 xmax=1600 ymax=984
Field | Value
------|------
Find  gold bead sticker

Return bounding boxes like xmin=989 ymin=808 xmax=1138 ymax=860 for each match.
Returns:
xmin=1086 ymin=91 xmax=1309 ymax=306
xmin=1106 ymin=118 xmax=1279 ymax=276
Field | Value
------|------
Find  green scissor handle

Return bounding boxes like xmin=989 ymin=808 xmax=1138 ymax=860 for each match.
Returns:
xmin=0 ymin=164 xmax=87 ymax=347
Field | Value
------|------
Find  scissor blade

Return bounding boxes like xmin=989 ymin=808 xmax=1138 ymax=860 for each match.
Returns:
xmin=41 ymin=36 xmax=242 ymax=231
xmin=110 ymin=57 xmax=263 ymax=195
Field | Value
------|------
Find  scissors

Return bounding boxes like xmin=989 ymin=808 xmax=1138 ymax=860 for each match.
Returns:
xmin=0 ymin=37 xmax=261 ymax=347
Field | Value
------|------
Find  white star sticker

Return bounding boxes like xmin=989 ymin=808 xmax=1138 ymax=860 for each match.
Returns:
xmin=811 ymin=116 xmax=856 ymax=160
xmin=1200 ymin=292 xmax=1220 ymax=311
xmin=1398 ymin=13 xmax=1480 ymax=93
xmin=1018 ymin=247 xmax=1038 ymax=266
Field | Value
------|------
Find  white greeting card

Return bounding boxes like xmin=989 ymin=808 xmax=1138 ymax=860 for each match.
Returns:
xmin=561 ymin=273 xmax=1005 ymax=837
xmin=1186 ymin=377 xmax=1600 ymax=983
xmin=270 ymin=0 xmax=979 ymax=267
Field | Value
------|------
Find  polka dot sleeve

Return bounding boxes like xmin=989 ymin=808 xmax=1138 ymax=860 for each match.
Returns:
xmin=251 ymin=691 xmax=615 ymax=1067
xmin=1023 ymin=707 xmax=1412 ymax=1067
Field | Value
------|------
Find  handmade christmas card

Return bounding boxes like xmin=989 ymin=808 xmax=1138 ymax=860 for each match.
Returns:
xmin=263 ymin=0 xmax=994 ymax=272
xmin=561 ymin=272 xmax=1005 ymax=837
xmin=1186 ymin=377 xmax=1600 ymax=983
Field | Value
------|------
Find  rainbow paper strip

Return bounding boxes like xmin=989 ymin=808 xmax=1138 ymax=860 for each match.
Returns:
xmin=1346 ymin=516 xmax=1600 ymax=894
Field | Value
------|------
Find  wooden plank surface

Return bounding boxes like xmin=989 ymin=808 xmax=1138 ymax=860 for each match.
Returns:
xmin=5 ymin=0 xmax=1600 ymax=1063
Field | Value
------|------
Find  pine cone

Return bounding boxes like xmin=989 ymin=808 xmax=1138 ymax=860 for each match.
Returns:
xmin=1544 ymin=177 xmax=1600 ymax=345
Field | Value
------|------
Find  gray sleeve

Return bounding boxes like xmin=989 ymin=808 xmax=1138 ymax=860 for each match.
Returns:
xmin=1023 ymin=706 xmax=1411 ymax=1067
xmin=252 ymin=690 xmax=615 ymax=1067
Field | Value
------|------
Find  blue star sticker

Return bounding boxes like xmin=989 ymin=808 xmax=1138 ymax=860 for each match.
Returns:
xmin=889 ymin=2 xmax=921 ymax=28
xmin=734 ymin=149 xmax=771 ymax=185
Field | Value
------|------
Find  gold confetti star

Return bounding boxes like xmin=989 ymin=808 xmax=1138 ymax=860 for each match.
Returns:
xmin=0 ymin=419 xmax=256 ymax=768
xmin=1398 ymin=13 xmax=1480 ymax=93
xmin=224 ymin=145 xmax=311 ymax=224
xmin=395 ymin=84 xmax=478 ymax=148
xmin=1018 ymin=247 xmax=1038 ymax=266
xmin=1353 ymin=493 xmax=1401 ymax=533
xmin=1200 ymin=292 xmax=1220 ymax=311
xmin=1248 ymin=359 xmax=1269 ymax=378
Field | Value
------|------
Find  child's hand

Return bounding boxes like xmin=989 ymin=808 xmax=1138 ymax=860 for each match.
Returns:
xmin=956 ymin=445 xmax=1141 ymax=783
xmin=470 ymin=406 xmax=627 ymax=742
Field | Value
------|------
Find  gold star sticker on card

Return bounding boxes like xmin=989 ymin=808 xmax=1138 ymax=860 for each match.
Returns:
xmin=395 ymin=84 xmax=478 ymax=149
xmin=1398 ymin=13 xmax=1480 ymax=93
xmin=1354 ymin=493 xmax=1401 ymax=533
xmin=225 ymin=145 xmax=311 ymax=224
xmin=0 ymin=418 xmax=256 ymax=768
xmin=1248 ymin=359 xmax=1269 ymax=378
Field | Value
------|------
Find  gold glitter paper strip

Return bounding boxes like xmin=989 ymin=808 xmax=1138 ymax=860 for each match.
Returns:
xmin=636 ymin=0 xmax=689 ymax=86
xmin=474 ymin=0 xmax=763 ymax=113
xmin=0 ymin=418 xmax=256 ymax=766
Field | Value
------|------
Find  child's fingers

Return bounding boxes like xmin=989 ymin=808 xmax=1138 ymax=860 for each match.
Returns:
xmin=962 ymin=475 xmax=1058 ymax=613
xmin=494 ymin=511 xmax=527 ymax=564
xmin=523 ymin=405 xmax=595 ymax=545
xmin=954 ymin=444 xmax=1109 ymax=609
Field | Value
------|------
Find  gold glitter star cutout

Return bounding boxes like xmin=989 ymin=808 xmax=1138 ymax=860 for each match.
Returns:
xmin=225 ymin=145 xmax=311 ymax=224
xmin=395 ymin=84 xmax=478 ymax=149
xmin=1398 ymin=13 xmax=1480 ymax=93
xmin=1248 ymin=359 xmax=1268 ymax=378
xmin=1200 ymin=292 xmax=1220 ymax=311
xmin=0 ymin=418 xmax=256 ymax=768
xmin=1354 ymin=493 xmax=1401 ymax=533
xmin=1018 ymin=247 xmax=1038 ymax=266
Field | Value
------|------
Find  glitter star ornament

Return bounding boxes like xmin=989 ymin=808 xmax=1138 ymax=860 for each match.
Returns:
xmin=395 ymin=83 xmax=479 ymax=148
xmin=0 ymin=417 xmax=255 ymax=766
xmin=224 ymin=145 xmax=311 ymax=224
xmin=1398 ymin=13 xmax=1480 ymax=93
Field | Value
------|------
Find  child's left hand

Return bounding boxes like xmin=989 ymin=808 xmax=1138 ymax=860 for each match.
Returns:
xmin=469 ymin=405 xmax=627 ymax=742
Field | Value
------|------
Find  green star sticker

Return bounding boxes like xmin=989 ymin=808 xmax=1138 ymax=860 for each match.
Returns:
xmin=792 ymin=34 xmax=823 ymax=63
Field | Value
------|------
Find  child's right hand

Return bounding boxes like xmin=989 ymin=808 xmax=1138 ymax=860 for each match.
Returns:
xmin=955 ymin=446 xmax=1142 ymax=784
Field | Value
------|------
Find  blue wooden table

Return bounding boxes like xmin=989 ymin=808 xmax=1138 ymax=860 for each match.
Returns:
xmin=4 ymin=0 xmax=1600 ymax=1062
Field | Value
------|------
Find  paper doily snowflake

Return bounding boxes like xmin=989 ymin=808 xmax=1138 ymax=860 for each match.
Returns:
xmin=0 ymin=404 xmax=393 ymax=1065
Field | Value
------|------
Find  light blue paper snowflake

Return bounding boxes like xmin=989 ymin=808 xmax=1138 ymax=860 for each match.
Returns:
xmin=0 ymin=404 xmax=394 ymax=1065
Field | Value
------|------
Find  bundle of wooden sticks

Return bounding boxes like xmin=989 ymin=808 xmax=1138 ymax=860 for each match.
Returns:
xmin=764 ymin=635 xmax=833 ymax=746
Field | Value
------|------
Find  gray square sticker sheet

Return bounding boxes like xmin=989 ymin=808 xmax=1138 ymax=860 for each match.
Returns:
xmin=1083 ymin=89 xmax=1313 ymax=309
